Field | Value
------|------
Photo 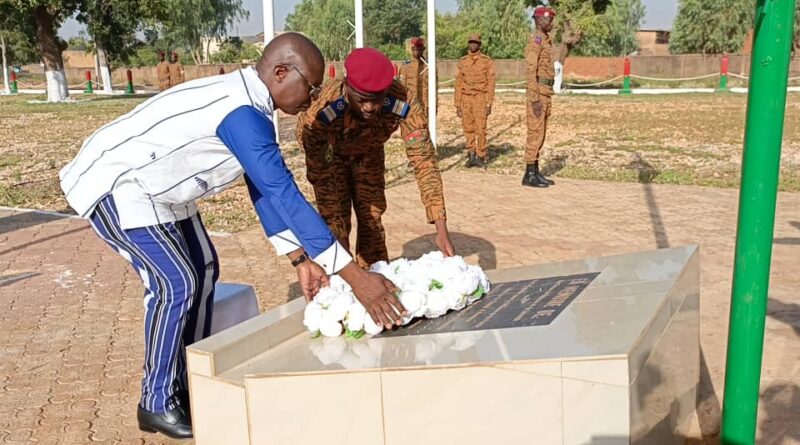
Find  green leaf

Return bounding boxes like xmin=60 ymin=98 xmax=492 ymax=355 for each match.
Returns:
xmin=311 ymin=330 xmax=322 ymax=339
xmin=470 ymin=284 xmax=486 ymax=299
xmin=429 ymin=279 xmax=444 ymax=291
xmin=345 ymin=328 xmax=366 ymax=339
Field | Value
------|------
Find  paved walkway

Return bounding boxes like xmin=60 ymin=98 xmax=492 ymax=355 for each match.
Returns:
xmin=1 ymin=171 xmax=799 ymax=444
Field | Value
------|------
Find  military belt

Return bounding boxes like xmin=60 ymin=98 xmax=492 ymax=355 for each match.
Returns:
xmin=537 ymin=77 xmax=555 ymax=87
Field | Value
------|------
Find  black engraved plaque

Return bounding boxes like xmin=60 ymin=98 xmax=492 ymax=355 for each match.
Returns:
xmin=378 ymin=272 xmax=599 ymax=337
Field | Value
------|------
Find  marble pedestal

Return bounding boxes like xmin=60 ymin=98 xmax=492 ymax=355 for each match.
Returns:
xmin=187 ymin=246 xmax=700 ymax=445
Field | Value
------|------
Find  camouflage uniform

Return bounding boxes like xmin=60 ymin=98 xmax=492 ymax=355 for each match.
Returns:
xmin=454 ymin=49 xmax=495 ymax=159
xmin=397 ymin=58 xmax=438 ymax=137
xmin=168 ymin=60 xmax=185 ymax=85
xmin=296 ymin=78 xmax=447 ymax=266
xmin=156 ymin=61 xmax=171 ymax=91
xmin=525 ymin=29 xmax=555 ymax=163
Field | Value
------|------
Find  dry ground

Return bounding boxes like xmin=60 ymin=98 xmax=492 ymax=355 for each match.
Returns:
xmin=2 ymin=91 xmax=799 ymax=232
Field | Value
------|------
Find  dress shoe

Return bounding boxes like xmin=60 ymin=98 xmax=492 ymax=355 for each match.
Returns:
xmin=137 ymin=405 xmax=193 ymax=439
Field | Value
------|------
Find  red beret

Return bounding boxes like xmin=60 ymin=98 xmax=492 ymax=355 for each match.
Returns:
xmin=411 ymin=37 xmax=425 ymax=48
xmin=344 ymin=48 xmax=394 ymax=94
xmin=533 ymin=6 xmax=556 ymax=17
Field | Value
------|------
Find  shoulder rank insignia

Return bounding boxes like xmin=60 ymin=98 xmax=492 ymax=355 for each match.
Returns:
xmin=383 ymin=96 xmax=410 ymax=118
xmin=318 ymin=97 xmax=347 ymax=125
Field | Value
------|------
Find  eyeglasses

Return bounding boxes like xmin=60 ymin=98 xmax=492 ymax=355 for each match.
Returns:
xmin=283 ymin=64 xmax=322 ymax=100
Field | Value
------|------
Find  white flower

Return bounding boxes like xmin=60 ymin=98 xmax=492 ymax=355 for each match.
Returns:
xmin=369 ymin=261 xmax=390 ymax=274
xmin=450 ymin=272 xmax=479 ymax=297
xmin=314 ymin=287 xmax=339 ymax=306
xmin=320 ymin=319 xmax=344 ymax=337
xmin=344 ymin=302 xmax=367 ymax=332
xmin=303 ymin=302 xmax=324 ymax=332
xmin=325 ymin=292 xmax=354 ymax=321
xmin=364 ymin=313 xmax=384 ymax=336
xmin=399 ymin=290 xmax=427 ymax=318
xmin=445 ymin=289 xmax=467 ymax=311
xmin=424 ymin=290 xmax=450 ymax=318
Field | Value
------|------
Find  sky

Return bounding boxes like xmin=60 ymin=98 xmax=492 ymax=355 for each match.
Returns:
xmin=58 ymin=0 xmax=679 ymax=40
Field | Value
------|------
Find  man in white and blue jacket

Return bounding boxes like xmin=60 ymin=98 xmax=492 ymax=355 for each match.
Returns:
xmin=59 ymin=33 xmax=406 ymax=439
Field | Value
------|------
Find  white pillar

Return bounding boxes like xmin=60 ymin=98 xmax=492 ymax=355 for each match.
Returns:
xmin=355 ymin=0 xmax=365 ymax=48
xmin=426 ymin=0 xmax=437 ymax=146
xmin=1 ymin=34 xmax=10 ymax=95
xmin=262 ymin=0 xmax=279 ymax=142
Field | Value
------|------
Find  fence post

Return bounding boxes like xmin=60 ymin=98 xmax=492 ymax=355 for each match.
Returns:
xmin=620 ymin=57 xmax=632 ymax=95
xmin=718 ymin=54 xmax=729 ymax=92
xmin=84 ymin=70 xmax=94 ymax=94
xmin=219 ymin=67 xmax=225 ymax=75
xmin=9 ymin=70 xmax=18 ymax=94
xmin=125 ymin=69 xmax=134 ymax=95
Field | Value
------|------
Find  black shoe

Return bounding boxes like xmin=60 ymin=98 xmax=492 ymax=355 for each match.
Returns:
xmin=465 ymin=151 xmax=478 ymax=168
xmin=138 ymin=405 xmax=193 ymax=439
xmin=522 ymin=163 xmax=549 ymax=188
xmin=536 ymin=173 xmax=555 ymax=185
xmin=475 ymin=156 xmax=488 ymax=169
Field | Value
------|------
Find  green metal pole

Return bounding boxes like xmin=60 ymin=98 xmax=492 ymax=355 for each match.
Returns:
xmin=721 ymin=0 xmax=796 ymax=444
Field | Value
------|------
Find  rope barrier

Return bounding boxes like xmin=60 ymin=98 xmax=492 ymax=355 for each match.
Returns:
xmin=564 ymin=75 xmax=624 ymax=87
xmin=630 ymin=73 xmax=720 ymax=82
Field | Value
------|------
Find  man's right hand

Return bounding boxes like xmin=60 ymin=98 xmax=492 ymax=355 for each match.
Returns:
xmin=456 ymin=107 xmax=463 ymax=118
xmin=532 ymin=101 xmax=543 ymax=119
xmin=339 ymin=262 xmax=406 ymax=329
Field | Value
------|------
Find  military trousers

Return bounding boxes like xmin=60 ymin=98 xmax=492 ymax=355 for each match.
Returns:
xmin=460 ymin=94 xmax=489 ymax=158
xmin=525 ymin=94 xmax=552 ymax=163
xmin=305 ymin=147 xmax=389 ymax=267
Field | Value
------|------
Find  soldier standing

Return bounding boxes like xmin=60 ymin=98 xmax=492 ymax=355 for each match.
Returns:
xmin=297 ymin=48 xmax=455 ymax=267
xmin=523 ymin=6 xmax=557 ymax=188
xmin=156 ymin=51 xmax=171 ymax=91
xmin=169 ymin=51 xmax=185 ymax=86
xmin=397 ymin=37 xmax=432 ymax=120
xmin=454 ymin=34 xmax=495 ymax=168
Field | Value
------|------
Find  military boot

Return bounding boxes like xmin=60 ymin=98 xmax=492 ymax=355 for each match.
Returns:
xmin=465 ymin=151 xmax=478 ymax=168
xmin=522 ymin=162 xmax=549 ymax=188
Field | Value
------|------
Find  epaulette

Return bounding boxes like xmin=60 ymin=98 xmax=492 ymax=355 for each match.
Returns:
xmin=317 ymin=97 xmax=347 ymax=124
xmin=383 ymin=96 xmax=410 ymax=118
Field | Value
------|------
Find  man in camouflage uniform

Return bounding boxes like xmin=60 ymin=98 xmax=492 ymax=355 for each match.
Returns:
xmin=454 ymin=34 xmax=496 ymax=168
xmin=523 ymin=6 xmax=557 ymax=188
xmin=156 ymin=51 xmax=171 ymax=91
xmin=169 ymin=51 xmax=185 ymax=86
xmin=297 ymin=48 xmax=455 ymax=267
xmin=397 ymin=37 xmax=435 ymax=132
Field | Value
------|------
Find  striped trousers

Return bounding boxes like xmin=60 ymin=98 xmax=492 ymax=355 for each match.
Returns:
xmin=89 ymin=195 xmax=218 ymax=413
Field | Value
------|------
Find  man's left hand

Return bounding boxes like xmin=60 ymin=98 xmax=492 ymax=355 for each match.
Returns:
xmin=295 ymin=260 xmax=330 ymax=302
xmin=434 ymin=219 xmax=456 ymax=257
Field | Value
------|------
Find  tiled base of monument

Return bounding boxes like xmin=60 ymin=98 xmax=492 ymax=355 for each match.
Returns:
xmin=187 ymin=246 xmax=700 ymax=445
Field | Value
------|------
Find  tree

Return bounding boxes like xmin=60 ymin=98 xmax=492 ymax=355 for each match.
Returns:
xmin=0 ymin=1 xmax=78 ymax=101
xmin=669 ymin=0 xmax=753 ymax=54
xmin=156 ymin=0 xmax=248 ymax=65
xmin=364 ymin=0 xmax=424 ymax=59
xmin=572 ymin=0 xmax=645 ymax=56
xmin=286 ymin=0 xmax=355 ymax=60
xmin=0 ymin=3 xmax=39 ymax=94
xmin=524 ymin=0 xmax=612 ymax=61
xmin=459 ymin=0 xmax=531 ymax=59
xmin=209 ymin=37 xmax=260 ymax=63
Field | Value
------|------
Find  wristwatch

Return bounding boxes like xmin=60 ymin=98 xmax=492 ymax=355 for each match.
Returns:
xmin=291 ymin=252 xmax=309 ymax=267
